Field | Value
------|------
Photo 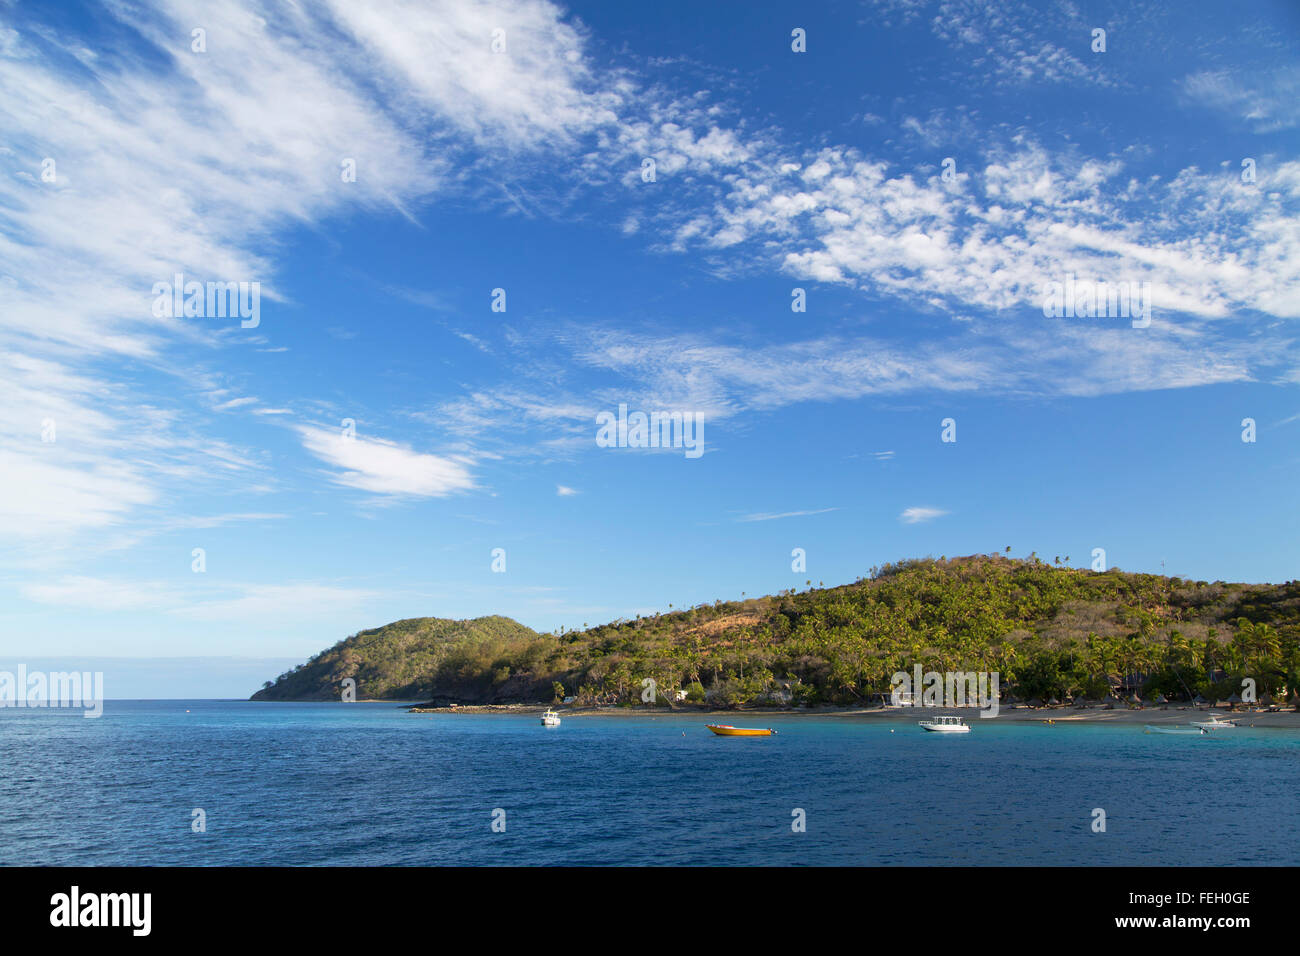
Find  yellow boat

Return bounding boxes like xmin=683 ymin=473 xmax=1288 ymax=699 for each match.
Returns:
xmin=706 ymin=724 xmax=775 ymax=736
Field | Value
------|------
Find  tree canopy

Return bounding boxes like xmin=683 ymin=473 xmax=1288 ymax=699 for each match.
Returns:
xmin=252 ymin=555 xmax=1300 ymax=708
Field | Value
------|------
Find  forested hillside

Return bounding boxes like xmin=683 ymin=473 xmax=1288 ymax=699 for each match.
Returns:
xmin=252 ymin=615 xmax=541 ymax=700
xmin=253 ymin=554 xmax=1300 ymax=707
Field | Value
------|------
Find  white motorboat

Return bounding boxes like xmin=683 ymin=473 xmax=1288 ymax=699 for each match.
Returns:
xmin=540 ymin=709 xmax=561 ymax=727
xmin=918 ymin=715 xmax=970 ymax=733
xmin=1190 ymin=713 xmax=1237 ymax=731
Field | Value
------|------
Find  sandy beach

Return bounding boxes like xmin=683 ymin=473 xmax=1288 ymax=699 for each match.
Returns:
xmin=406 ymin=702 xmax=1300 ymax=728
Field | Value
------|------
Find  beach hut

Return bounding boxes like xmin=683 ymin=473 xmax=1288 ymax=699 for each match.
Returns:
xmin=1227 ymin=692 xmax=1242 ymax=710
xmin=1003 ymin=695 xmax=1020 ymax=709
xmin=1027 ymin=697 xmax=1044 ymax=708
xmin=1192 ymin=694 xmax=1207 ymax=708
xmin=1154 ymin=693 xmax=1169 ymax=708
xmin=1046 ymin=696 xmax=1061 ymax=707
xmin=1128 ymin=694 xmax=1143 ymax=709
xmin=1102 ymin=694 xmax=1119 ymax=710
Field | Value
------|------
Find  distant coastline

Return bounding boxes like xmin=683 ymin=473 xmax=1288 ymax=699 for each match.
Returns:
xmin=405 ymin=701 xmax=1300 ymax=728
xmin=254 ymin=555 xmax=1300 ymax=715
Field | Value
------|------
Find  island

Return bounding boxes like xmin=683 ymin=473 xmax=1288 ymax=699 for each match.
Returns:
xmin=252 ymin=553 xmax=1300 ymax=712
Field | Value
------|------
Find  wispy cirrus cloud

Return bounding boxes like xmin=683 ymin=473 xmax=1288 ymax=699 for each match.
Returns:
xmin=19 ymin=575 xmax=177 ymax=612
xmin=738 ymin=508 xmax=839 ymax=522
xmin=0 ymin=0 xmax=647 ymax=548
xmin=212 ymin=396 xmax=260 ymax=412
xmin=900 ymin=506 xmax=948 ymax=524
xmin=412 ymin=310 xmax=1277 ymax=467
xmin=1183 ymin=65 xmax=1300 ymax=133
xmin=296 ymin=424 xmax=476 ymax=498
xmin=325 ymin=0 xmax=618 ymax=151
xmin=19 ymin=575 xmax=376 ymax=622
xmin=3 ymin=0 xmax=1297 ymax=585
xmin=174 ymin=582 xmax=378 ymax=622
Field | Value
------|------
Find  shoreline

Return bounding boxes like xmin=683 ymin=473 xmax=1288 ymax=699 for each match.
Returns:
xmin=404 ymin=702 xmax=1300 ymax=727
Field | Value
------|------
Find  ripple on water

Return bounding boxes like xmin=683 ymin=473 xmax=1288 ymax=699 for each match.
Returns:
xmin=2 ymin=704 xmax=1297 ymax=865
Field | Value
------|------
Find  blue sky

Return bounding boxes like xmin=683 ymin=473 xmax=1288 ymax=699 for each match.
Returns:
xmin=1 ymin=0 xmax=1297 ymax=697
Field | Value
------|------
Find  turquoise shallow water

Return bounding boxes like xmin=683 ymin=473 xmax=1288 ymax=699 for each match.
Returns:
xmin=1 ymin=701 xmax=1296 ymax=865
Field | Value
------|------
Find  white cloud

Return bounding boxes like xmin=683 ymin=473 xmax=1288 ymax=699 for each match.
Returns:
xmin=738 ymin=508 xmax=838 ymax=522
xmin=1184 ymin=66 xmax=1300 ymax=133
xmin=325 ymin=0 xmax=619 ymax=150
xmin=174 ymin=583 xmax=377 ymax=622
xmin=297 ymin=425 xmax=476 ymax=498
xmin=556 ymin=484 xmax=578 ymax=496
xmin=412 ymin=312 xmax=1280 ymax=463
xmin=677 ymin=140 xmax=1300 ymax=322
xmin=3 ymin=0 xmax=1297 ymax=566
xmin=20 ymin=576 xmax=375 ymax=622
xmin=19 ymin=576 xmax=177 ymax=612
xmin=213 ymin=397 xmax=259 ymax=411
xmin=927 ymin=0 xmax=1105 ymax=87
xmin=0 ymin=0 xmax=629 ymax=551
xmin=162 ymin=513 xmax=288 ymax=530
xmin=900 ymin=507 xmax=948 ymax=524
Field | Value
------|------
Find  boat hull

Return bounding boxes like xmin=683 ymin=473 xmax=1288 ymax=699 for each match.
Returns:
xmin=706 ymin=724 xmax=773 ymax=736
xmin=919 ymin=723 xmax=970 ymax=733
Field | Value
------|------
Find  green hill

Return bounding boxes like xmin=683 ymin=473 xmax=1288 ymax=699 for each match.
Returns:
xmin=252 ymin=615 xmax=542 ymax=701
xmin=252 ymin=554 xmax=1300 ymax=707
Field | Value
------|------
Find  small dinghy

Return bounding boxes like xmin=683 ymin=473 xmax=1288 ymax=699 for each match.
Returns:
xmin=706 ymin=724 xmax=775 ymax=736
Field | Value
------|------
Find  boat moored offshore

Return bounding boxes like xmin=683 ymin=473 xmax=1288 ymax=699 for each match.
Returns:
xmin=540 ymin=709 xmax=561 ymax=727
xmin=706 ymin=724 xmax=775 ymax=736
xmin=1190 ymin=713 xmax=1237 ymax=731
xmin=918 ymin=715 xmax=970 ymax=733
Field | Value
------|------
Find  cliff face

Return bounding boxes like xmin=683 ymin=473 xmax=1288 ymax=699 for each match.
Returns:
xmin=252 ymin=556 xmax=1300 ymax=706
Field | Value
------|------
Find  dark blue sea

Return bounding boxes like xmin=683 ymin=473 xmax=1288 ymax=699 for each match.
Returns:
xmin=2 ymin=701 xmax=1295 ymax=866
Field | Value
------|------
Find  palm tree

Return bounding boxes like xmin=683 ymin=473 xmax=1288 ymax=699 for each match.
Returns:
xmin=1230 ymin=620 xmax=1255 ymax=674
xmin=1245 ymin=620 xmax=1280 ymax=672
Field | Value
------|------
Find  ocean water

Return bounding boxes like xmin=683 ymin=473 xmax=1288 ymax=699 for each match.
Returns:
xmin=1 ymin=701 xmax=1295 ymax=866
